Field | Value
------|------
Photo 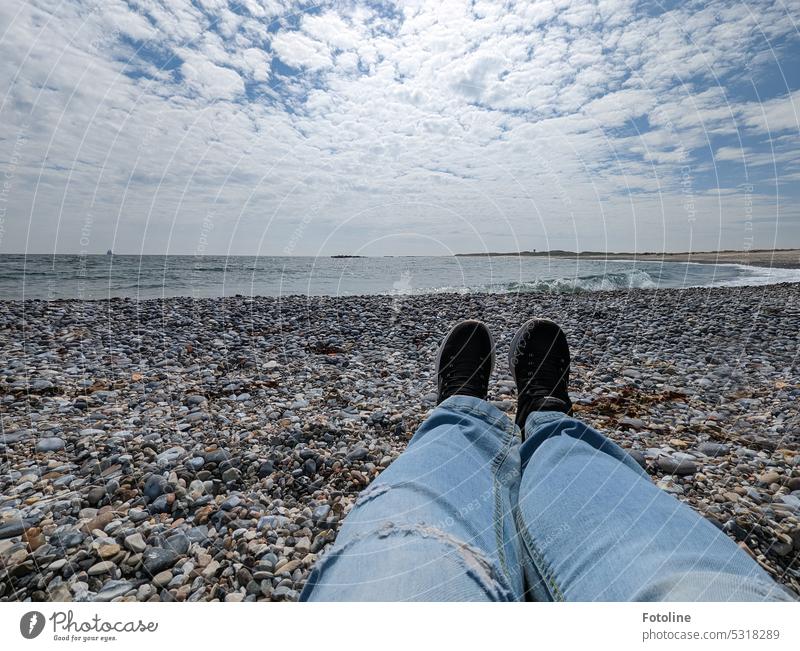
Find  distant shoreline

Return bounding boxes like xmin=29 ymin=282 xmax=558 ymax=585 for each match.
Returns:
xmin=454 ymin=249 xmax=800 ymax=269
xmin=3 ymin=249 xmax=799 ymax=269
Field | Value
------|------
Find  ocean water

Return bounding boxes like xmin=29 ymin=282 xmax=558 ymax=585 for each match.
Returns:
xmin=1 ymin=254 xmax=799 ymax=300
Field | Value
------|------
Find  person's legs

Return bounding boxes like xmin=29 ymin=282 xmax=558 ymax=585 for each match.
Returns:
xmin=300 ymin=395 xmax=524 ymax=601
xmin=516 ymin=411 xmax=794 ymax=601
xmin=507 ymin=317 xmax=793 ymax=601
xmin=301 ymin=321 xmax=525 ymax=601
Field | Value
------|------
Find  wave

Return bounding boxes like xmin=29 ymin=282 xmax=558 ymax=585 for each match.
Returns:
xmin=501 ymin=269 xmax=658 ymax=293
xmin=705 ymin=264 xmax=800 ymax=288
xmin=406 ymin=269 xmax=659 ymax=295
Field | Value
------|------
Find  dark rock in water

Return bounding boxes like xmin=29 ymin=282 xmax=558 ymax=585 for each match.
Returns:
xmin=142 ymin=548 xmax=178 ymax=575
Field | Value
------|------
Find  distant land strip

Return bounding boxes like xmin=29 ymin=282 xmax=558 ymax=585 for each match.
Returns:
xmin=454 ymin=249 xmax=800 ymax=269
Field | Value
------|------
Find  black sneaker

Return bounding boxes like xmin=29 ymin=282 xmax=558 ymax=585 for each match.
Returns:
xmin=509 ymin=318 xmax=572 ymax=430
xmin=435 ymin=320 xmax=495 ymax=404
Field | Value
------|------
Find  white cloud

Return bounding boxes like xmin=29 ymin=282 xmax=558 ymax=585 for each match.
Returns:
xmin=181 ymin=54 xmax=244 ymax=100
xmin=583 ymin=89 xmax=655 ymax=128
xmin=0 ymin=0 xmax=799 ymax=256
xmin=271 ymin=30 xmax=332 ymax=70
xmin=302 ymin=12 xmax=360 ymax=51
xmin=739 ymin=89 xmax=800 ymax=133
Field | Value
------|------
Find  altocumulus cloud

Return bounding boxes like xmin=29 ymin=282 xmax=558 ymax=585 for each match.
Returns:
xmin=0 ymin=0 xmax=799 ymax=256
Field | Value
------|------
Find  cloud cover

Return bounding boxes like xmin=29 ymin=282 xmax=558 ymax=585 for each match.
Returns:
xmin=1 ymin=0 xmax=799 ymax=255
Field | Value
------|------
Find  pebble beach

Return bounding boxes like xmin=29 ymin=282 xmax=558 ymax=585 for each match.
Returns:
xmin=1 ymin=283 xmax=799 ymax=602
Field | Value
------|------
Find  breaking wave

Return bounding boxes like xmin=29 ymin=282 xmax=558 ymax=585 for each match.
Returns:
xmin=500 ymin=269 xmax=658 ymax=293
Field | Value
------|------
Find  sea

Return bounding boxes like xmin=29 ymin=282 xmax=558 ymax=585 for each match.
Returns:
xmin=1 ymin=254 xmax=799 ymax=301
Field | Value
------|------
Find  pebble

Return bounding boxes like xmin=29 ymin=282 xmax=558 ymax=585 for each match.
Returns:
xmin=657 ymin=456 xmax=698 ymax=476
xmin=757 ymin=471 xmax=781 ymax=486
xmin=697 ymin=442 xmax=730 ymax=456
xmin=619 ymin=417 xmax=645 ymax=430
xmin=152 ymin=570 xmax=173 ymax=587
xmin=98 ymin=543 xmax=121 ymax=559
xmin=93 ymin=580 xmax=133 ymax=602
xmin=88 ymin=561 xmax=116 ymax=575
xmin=142 ymin=548 xmax=179 ymax=575
xmin=124 ymin=533 xmax=147 ymax=553
xmin=0 ymin=286 xmax=797 ymax=600
xmin=36 ymin=437 xmax=66 ymax=452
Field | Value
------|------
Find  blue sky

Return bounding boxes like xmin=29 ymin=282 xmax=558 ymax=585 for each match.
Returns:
xmin=0 ymin=0 xmax=799 ymax=255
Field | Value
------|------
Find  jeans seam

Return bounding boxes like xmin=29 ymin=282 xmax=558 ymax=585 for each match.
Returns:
xmin=514 ymin=507 xmax=565 ymax=602
xmin=490 ymin=420 xmax=517 ymax=587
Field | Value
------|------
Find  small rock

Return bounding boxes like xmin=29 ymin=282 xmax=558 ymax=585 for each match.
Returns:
xmin=347 ymin=447 xmax=368 ymax=461
xmin=36 ymin=438 xmax=66 ymax=452
xmin=152 ymin=570 xmax=173 ymax=587
xmin=93 ymin=579 xmax=133 ymax=602
xmin=88 ymin=561 xmax=116 ymax=576
xmin=98 ymin=543 xmax=121 ymax=559
xmin=697 ymin=442 xmax=730 ymax=457
xmin=657 ymin=456 xmax=698 ymax=476
xmin=757 ymin=471 xmax=781 ymax=486
xmin=142 ymin=548 xmax=178 ymax=575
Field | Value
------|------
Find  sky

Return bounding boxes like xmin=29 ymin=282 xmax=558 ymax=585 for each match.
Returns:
xmin=0 ymin=0 xmax=799 ymax=256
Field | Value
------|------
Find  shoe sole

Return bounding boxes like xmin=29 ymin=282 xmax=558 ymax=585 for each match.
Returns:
xmin=507 ymin=318 xmax=563 ymax=382
xmin=435 ymin=319 xmax=496 ymax=397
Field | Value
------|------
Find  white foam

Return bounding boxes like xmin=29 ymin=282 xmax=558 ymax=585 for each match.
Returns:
xmin=706 ymin=264 xmax=800 ymax=288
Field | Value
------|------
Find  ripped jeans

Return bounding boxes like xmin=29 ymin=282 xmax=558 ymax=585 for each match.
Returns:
xmin=300 ymin=396 xmax=794 ymax=601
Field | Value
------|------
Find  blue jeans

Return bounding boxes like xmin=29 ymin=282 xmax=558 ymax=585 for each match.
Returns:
xmin=301 ymin=396 xmax=794 ymax=601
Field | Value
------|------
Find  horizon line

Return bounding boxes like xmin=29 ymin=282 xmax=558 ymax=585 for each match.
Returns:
xmin=2 ymin=248 xmax=798 ymax=257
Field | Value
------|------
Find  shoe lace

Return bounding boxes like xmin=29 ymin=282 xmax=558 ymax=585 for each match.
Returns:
xmin=441 ymin=358 xmax=488 ymax=394
xmin=517 ymin=334 xmax=567 ymax=394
